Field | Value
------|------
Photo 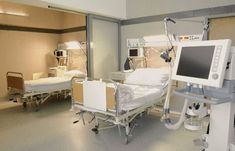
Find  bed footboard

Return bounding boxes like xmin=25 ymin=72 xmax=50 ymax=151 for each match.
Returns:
xmin=71 ymin=77 xmax=117 ymax=112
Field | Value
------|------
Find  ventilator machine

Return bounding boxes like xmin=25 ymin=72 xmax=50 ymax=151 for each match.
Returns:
xmin=162 ymin=39 xmax=235 ymax=151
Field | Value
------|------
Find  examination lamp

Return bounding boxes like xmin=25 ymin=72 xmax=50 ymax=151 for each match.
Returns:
xmin=161 ymin=17 xmax=176 ymax=63
xmin=65 ymin=41 xmax=81 ymax=50
xmin=160 ymin=51 xmax=172 ymax=62
xmin=64 ymin=41 xmax=87 ymax=57
xmin=164 ymin=17 xmax=176 ymax=24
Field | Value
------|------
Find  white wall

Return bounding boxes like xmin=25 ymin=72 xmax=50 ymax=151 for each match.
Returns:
xmin=6 ymin=0 xmax=127 ymax=19
xmin=126 ymin=0 xmax=235 ymax=19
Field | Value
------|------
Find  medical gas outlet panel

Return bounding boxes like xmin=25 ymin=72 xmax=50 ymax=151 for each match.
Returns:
xmin=176 ymin=34 xmax=203 ymax=42
xmin=127 ymin=38 xmax=145 ymax=48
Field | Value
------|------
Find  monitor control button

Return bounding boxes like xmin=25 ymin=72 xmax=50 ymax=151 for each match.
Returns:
xmin=212 ymin=74 xmax=219 ymax=80
xmin=212 ymin=68 xmax=217 ymax=72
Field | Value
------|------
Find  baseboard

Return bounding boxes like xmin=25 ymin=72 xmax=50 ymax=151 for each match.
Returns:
xmin=0 ymin=95 xmax=9 ymax=101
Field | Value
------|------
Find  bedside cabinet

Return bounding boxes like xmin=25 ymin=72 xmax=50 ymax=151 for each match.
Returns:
xmin=109 ymin=71 xmax=131 ymax=83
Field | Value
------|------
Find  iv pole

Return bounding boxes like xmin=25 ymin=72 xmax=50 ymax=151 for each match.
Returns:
xmin=161 ymin=17 xmax=209 ymax=130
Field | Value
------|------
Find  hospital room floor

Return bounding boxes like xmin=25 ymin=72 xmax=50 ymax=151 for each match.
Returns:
xmin=0 ymin=98 xmax=207 ymax=151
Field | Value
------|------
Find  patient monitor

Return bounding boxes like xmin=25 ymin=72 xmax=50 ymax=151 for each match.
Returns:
xmin=128 ymin=48 xmax=144 ymax=58
xmin=172 ymin=39 xmax=231 ymax=88
xmin=54 ymin=49 xmax=68 ymax=66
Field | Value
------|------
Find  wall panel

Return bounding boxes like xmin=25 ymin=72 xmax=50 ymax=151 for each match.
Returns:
xmin=0 ymin=31 xmax=58 ymax=97
xmin=209 ymin=16 xmax=235 ymax=45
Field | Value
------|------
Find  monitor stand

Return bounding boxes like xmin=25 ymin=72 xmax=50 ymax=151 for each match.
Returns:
xmin=174 ymin=80 xmax=235 ymax=151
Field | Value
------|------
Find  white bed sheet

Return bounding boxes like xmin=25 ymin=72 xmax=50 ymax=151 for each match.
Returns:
xmin=117 ymin=84 xmax=165 ymax=111
xmin=24 ymin=77 xmax=71 ymax=93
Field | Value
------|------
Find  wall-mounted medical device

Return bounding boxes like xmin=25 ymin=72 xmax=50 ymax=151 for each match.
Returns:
xmin=54 ymin=49 xmax=68 ymax=66
xmin=172 ymin=39 xmax=231 ymax=88
xmin=127 ymin=38 xmax=144 ymax=48
xmin=54 ymin=49 xmax=67 ymax=58
xmin=128 ymin=48 xmax=144 ymax=58
xmin=127 ymin=38 xmax=144 ymax=58
xmin=126 ymin=38 xmax=145 ymax=69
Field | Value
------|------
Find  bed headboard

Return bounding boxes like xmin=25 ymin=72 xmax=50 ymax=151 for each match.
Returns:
xmin=6 ymin=72 xmax=24 ymax=92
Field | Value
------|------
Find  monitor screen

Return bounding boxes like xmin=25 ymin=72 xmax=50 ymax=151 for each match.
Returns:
xmin=129 ymin=49 xmax=138 ymax=57
xmin=176 ymin=46 xmax=215 ymax=79
xmin=56 ymin=51 xmax=63 ymax=56
xmin=172 ymin=39 xmax=231 ymax=88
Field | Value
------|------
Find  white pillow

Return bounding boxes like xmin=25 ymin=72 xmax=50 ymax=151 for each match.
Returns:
xmin=124 ymin=68 xmax=169 ymax=86
xmin=64 ymin=70 xmax=86 ymax=78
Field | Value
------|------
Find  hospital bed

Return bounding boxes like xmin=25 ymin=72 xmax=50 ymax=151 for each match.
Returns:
xmin=7 ymin=70 xmax=86 ymax=110
xmin=71 ymin=68 xmax=169 ymax=144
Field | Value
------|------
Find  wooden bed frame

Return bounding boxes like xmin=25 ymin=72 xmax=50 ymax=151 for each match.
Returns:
xmin=6 ymin=72 xmax=25 ymax=96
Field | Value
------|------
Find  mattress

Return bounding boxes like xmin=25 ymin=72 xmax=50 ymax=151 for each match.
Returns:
xmin=117 ymin=84 xmax=165 ymax=111
xmin=24 ymin=77 xmax=71 ymax=93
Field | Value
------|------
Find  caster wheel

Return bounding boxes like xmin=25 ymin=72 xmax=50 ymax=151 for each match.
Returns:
xmin=35 ymin=101 xmax=41 ymax=112
xmin=35 ymin=105 xmax=40 ymax=112
xmin=35 ymin=108 xmax=39 ymax=112
xmin=22 ymin=102 xmax=27 ymax=108
xmin=125 ymin=135 xmax=129 ymax=144
xmin=91 ymin=127 xmax=99 ymax=134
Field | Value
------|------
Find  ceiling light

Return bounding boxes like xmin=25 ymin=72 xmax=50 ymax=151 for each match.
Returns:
xmin=0 ymin=10 xmax=28 ymax=17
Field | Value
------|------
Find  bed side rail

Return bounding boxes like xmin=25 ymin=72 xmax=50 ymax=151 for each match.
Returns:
xmin=6 ymin=72 xmax=25 ymax=94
